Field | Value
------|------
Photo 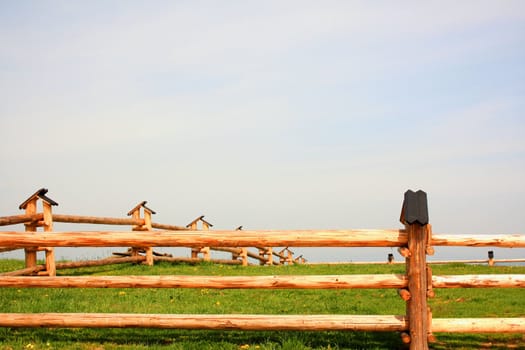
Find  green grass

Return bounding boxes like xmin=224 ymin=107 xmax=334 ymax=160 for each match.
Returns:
xmin=0 ymin=260 xmax=524 ymax=349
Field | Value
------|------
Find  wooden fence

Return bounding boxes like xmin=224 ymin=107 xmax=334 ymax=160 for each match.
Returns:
xmin=1 ymin=189 xmax=524 ymax=349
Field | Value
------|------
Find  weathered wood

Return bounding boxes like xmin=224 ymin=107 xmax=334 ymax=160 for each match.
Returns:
xmin=432 ymin=274 xmax=525 ymax=288
xmin=212 ymin=247 xmax=278 ymax=264
xmin=0 ymin=274 xmax=408 ymax=289
xmin=0 ymin=265 xmax=45 ymax=276
xmin=153 ymin=256 xmax=242 ymax=265
xmin=432 ymin=318 xmax=525 ymax=333
xmin=406 ymin=222 xmax=429 ymax=350
xmin=0 ymin=229 xmax=407 ymax=248
xmin=398 ymin=288 xmax=411 ymax=301
xmin=151 ymin=222 xmax=189 ymax=231
xmin=42 ymin=201 xmax=56 ymax=276
xmin=240 ymin=248 xmax=248 ymax=266
xmin=53 ymin=214 xmax=144 ymax=226
xmin=0 ymin=313 xmax=408 ymax=331
xmin=0 ymin=213 xmax=43 ymax=226
xmin=431 ymin=234 xmax=525 ymax=248
xmin=143 ymin=210 xmax=154 ymax=266
xmin=0 ymin=247 xmax=21 ymax=253
xmin=426 ymin=266 xmax=434 ymax=298
xmin=56 ymin=256 xmax=146 ymax=269
xmin=23 ymin=198 xmax=38 ymax=270
xmin=0 ymin=257 xmax=146 ymax=276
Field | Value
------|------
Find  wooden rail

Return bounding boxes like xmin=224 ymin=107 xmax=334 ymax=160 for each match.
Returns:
xmin=0 ymin=229 xmax=407 ymax=247
xmin=1 ymin=230 xmax=523 ymax=248
xmin=0 ymin=213 xmax=189 ymax=231
xmin=1 ymin=274 xmax=523 ymax=289
xmin=0 ymin=274 xmax=408 ymax=289
xmin=1 ymin=189 xmax=524 ymax=349
xmin=0 ymin=213 xmax=43 ymax=226
xmin=0 ymin=313 xmax=409 ymax=331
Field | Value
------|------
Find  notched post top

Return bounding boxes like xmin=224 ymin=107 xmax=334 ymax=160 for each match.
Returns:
xmin=400 ymin=190 xmax=429 ymax=225
xmin=127 ymin=201 xmax=156 ymax=216
xmin=19 ymin=188 xmax=59 ymax=210
xmin=186 ymin=216 xmax=214 ymax=229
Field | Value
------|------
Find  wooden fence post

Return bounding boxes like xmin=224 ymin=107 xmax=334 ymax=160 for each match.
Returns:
xmin=401 ymin=190 xmax=430 ymax=350
xmin=127 ymin=201 xmax=156 ymax=266
xmin=42 ymin=201 xmax=56 ymax=276
xmin=21 ymin=196 xmax=37 ymax=271
xmin=18 ymin=189 xmax=58 ymax=276
xmin=488 ymin=251 xmax=495 ymax=266
xmin=187 ymin=216 xmax=212 ymax=261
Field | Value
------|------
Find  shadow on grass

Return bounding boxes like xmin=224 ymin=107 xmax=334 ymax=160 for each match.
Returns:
xmin=1 ymin=328 xmax=406 ymax=349
xmin=2 ymin=328 xmax=524 ymax=349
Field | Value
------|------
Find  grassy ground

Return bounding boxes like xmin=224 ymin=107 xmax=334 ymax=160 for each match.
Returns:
xmin=0 ymin=260 xmax=524 ymax=349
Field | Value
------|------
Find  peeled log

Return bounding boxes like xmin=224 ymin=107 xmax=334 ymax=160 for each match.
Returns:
xmin=0 ymin=229 xmax=407 ymax=248
xmin=0 ymin=313 xmax=408 ymax=331
xmin=432 ymin=318 xmax=525 ymax=333
xmin=431 ymin=234 xmax=525 ymax=248
xmin=53 ymin=214 xmax=144 ymax=226
xmin=0 ymin=214 xmax=43 ymax=226
xmin=432 ymin=275 xmax=525 ymax=288
xmin=0 ymin=274 xmax=408 ymax=289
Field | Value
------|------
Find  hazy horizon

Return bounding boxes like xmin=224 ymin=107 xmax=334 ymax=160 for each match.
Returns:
xmin=1 ymin=2 xmax=524 ymax=263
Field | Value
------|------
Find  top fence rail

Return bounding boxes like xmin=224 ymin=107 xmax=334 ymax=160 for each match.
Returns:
xmin=0 ymin=230 xmax=524 ymax=248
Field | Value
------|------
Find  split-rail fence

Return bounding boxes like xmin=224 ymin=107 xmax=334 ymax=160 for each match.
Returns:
xmin=0 ymin=189 xmax=524 ymax=350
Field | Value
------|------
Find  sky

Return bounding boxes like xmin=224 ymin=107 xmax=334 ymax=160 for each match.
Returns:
xmin=1 ymin=1 xmax=524 ymax=262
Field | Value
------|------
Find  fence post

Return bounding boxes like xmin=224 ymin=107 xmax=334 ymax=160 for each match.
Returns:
xmin=21 ymin=196 xmax=38 ymax=271
xmin=401 ymin=190 xmax=430 ymax=350
xmin=488 ymin=250 xmax=495 ymax=266
xmin=127 ymin=201 xmax=155 ymax=266
xmin=18 ymin=189 xmax=58 ymax=275
xmin=187 ymin=216 xmax=212 ymax=261
xmin=42 ymin=200 xmax=56 ymax=276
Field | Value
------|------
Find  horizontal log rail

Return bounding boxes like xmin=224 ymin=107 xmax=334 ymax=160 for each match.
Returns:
xmin=0 ymin=213 xmax=43 ymax=226
xmin=53 ymin=214 xmax=143 ymax=226
xmin=1 ymin=274 xmax=522 ymax=289
xmin=1 ymin=231 xmax=523 ymax=249
xmin=0 ymin=247 xmax=20 ymax=253
xmin=431 ymin=274 xmax=525 ymax=288
xmin=211 ymin=246 xmax=279 ymax=264
xmin=0 ymin=313 xmax=408 ymax=331
xmin=153 ymin=256 xmax=242 ymax=265
xmin=432 ymin=318 xmax=525 ymax=333
xmin=431 ymin=234 xmax=525 ymax=247
xmin=0 ymin=213 xmax=190 ymax=230
xmin=0 ymin=274 xmax=408 ymax=289
xmin=0 ymin=313 xmax=523 ymax=333
xmin=0 ymin=230 xmax=408 ymax=248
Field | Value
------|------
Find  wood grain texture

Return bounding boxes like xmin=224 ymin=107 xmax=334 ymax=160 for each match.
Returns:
xmin=432 ymin=274 xmax=525 ymax=288
xmin=0 ymin=274 xmax=408 ymax=289
xmin=431 ymin=234 xmax=525 ymax=247
xmin=0 ymin=214 xmax=43 ymax=226
xmin=0 ymin=313 xmax=408 ymax=331
xmin=432 ymin=318 xmax=525 ymax=333
xmin=0 ymin=229 xmax=407 ymax=248
xmin=406 ymin=223 xmax=429 ymax=350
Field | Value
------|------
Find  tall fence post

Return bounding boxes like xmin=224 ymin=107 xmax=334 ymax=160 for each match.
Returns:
xmin=127 ymin=201 xmax=155 ymax=266
xmin=401 ymin=190 xmax=430 ymax=350
xmin=42 ymin=200 xmax=56 ymax=276
xmin=18 ymin=188 xmax=58 ymax=276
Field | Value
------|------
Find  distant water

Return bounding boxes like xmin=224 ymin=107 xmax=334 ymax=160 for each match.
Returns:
xmin=2 ymin=246 xmax=524 ymax=266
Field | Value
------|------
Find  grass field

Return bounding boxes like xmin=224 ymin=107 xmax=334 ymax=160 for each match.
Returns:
xmin=0 ymin=260 xmax=524 ymax=349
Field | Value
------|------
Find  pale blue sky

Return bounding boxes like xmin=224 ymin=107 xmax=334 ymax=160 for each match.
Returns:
xmin=1 ymin=1 xmax=524 ymax=261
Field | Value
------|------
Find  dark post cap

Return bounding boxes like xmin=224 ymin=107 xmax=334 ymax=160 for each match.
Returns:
xmin=19 ymin=188 xmax=59 ymax=210
xmin=127 ymin=201 xmax=156 ymax=216
xmin=401 ymin=190 xmax=429 ymax=225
